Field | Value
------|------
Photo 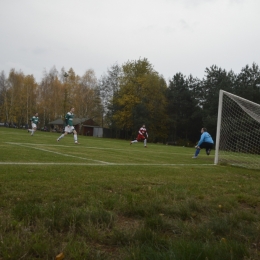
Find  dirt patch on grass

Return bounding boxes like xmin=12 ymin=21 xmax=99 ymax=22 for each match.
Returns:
xmin=115 ymin=215 xmax=143 ymax=231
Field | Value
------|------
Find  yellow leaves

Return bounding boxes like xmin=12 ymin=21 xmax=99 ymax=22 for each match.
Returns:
xmin=113 ymin=110 xmax=131 ymax=128
xmin=113 ymin=95 xmax=137 ymax=129
xmin=220 ymin=237 xmax=227 ymax=243
xmin=112 ymin=59 xmax=168 ymax=136
xmin=2 ymin=70 xmax=38 ymax=124
xmin=113 ymin=91 xmax=141 ymax=129
xmin=55 ymin=252 xmax=64 ymax=260
xmin=117 ymin=94 xmax=140 ymax=107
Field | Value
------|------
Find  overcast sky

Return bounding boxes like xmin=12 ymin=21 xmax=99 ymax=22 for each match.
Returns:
xmin=1 ymin=0 xmax=259 ymax=83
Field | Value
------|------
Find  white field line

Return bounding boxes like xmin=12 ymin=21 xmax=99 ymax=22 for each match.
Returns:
xmin=5 ymin=142 xmax=112 ymax=165
xmin=4 ymin=142 xmax=193 ymax=156
xmin=0 ymin=162 xmax=214 ymax=166
xmin=3 ymin=142 xmax=214 ymax=166
xmin=6 ymin=142 xmax=126 ymax=151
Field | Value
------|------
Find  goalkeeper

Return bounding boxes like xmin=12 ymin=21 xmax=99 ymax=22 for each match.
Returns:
xmin=192 ymin=128 xmax=214 ymax=158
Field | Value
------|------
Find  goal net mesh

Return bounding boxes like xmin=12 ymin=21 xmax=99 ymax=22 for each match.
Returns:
xmin=216 ymin=91 xmax=260 ymax=169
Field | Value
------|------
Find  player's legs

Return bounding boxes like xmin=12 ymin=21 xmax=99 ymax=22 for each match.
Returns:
xmin=130 ymin=134 xmax=145 ymax=145
xmin=28 ymin=123 xmax=33 ymax=133
xmin=193 ymin=142 xmax=213 ymax=158
xmin=204 ymin=143 xmax=213 ymax=155
xmin=199 ymin=142 xmax=211 ymax=155
xmin=130 ymin=134 xmax=147 ymax=147
xmin=57 ymin=126 xmax=73 ymax=141
xmin=130 ymin=134 xmax=140 ymax=144
xmin=192 ymin=146 xmax=201 ymax=158
xmin=139 ymin=135 xmax=146 ymax=147
xmin=29 ymin=123 xmax=37 ymax=136
xmin=57 ymin=131 xmax=68 ymax=141
xmin=73 ymin=129 xmax=79 ymax=144
xmin=32 ymin=127 xmax=37 ymax=135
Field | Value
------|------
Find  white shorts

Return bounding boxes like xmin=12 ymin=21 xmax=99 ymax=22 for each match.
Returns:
xmin=65 ymin=125 xmax=75 ymax=133
xmin=31 ymin=123 xmax=37 ymax=129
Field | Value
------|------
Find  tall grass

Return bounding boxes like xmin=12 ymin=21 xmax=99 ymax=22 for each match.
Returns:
xmin=0 ymin=127 xmax=259 ymax=259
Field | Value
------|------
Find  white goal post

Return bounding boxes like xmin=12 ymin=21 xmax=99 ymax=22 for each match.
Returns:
xmin=214 ymin=90 xmax=260 ymax=169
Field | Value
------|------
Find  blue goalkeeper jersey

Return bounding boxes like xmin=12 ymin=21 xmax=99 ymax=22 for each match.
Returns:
xmin=197 ymin=132 xmax=214 ymax=146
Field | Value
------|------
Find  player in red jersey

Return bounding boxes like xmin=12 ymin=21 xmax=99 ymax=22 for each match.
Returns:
xmin=130 ymin=124 xmax=148 ymax=147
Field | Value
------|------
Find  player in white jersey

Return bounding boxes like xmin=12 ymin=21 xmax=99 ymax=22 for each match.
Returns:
xmin=130 ymin=124 xmax=148 ymax=147
xmin=28 ymin=113 xmax=40 ymax=136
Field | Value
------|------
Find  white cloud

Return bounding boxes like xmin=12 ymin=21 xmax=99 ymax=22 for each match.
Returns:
xmin=0 ymin=0 xmax=259 ymax=82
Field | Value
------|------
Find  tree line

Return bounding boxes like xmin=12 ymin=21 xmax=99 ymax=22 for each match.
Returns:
xmin=1 ymin=58 xmax=260 ymax=145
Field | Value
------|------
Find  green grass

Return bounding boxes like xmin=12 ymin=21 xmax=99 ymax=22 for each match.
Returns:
xmin=0 ymin=127 xmax=260 ymax=259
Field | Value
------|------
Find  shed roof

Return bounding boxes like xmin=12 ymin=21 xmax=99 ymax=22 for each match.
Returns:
xmin=48 ymin=118 xmax=64 ymax=125
xmin=48 ymin=118 xmax=88 ymax=126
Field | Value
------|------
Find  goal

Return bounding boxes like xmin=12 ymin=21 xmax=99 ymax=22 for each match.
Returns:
xmin=214 ymin=90 xmax=260 ymax=169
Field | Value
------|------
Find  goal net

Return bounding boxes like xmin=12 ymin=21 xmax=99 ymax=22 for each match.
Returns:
xmin=214 ymin=90 xmax=260 ymax=169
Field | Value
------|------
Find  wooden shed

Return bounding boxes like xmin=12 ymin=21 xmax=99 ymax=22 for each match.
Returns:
xmin=49 ymin=118 xmax=101 ymax=136
xmin=81 ymin=118 xmax=100 ymax=136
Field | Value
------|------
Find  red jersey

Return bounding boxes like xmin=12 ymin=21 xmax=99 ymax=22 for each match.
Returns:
xmin=136 ymin=127 xmax=148 ymax=141
xmin=139 ymin=127 xmax=147 ymax=136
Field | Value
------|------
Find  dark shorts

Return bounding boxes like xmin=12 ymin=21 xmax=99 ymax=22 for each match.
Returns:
xmin=136 ymin=134 xmax=146 ymax=141
xmin=200 ymin=142 xmax=214 ymax=150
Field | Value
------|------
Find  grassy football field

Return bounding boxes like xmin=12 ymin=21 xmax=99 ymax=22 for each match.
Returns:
xmin=0 ymin=127 xmax=259 ymax=260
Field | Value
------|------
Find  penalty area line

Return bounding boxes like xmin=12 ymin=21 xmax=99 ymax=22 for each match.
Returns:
xmin=5 ymin=142 xmax=111 ymax=165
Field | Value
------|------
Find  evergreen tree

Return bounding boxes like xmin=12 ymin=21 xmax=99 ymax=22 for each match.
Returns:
xmin=234 ymin=63 xmax=260 ymax=103
xmin=167 ymin=73 xmax=202 ymax=144
xmin=201 ymin=65 xmax=236 ymax=140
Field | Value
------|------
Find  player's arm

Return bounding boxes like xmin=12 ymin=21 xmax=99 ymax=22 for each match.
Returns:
xmin=65 ymin=114 xmax=69 ymax=126
xmin=142 ymin=132 xmax=148 ymax=139
xmin=196 ymin=133 xmax=205 ymax=148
